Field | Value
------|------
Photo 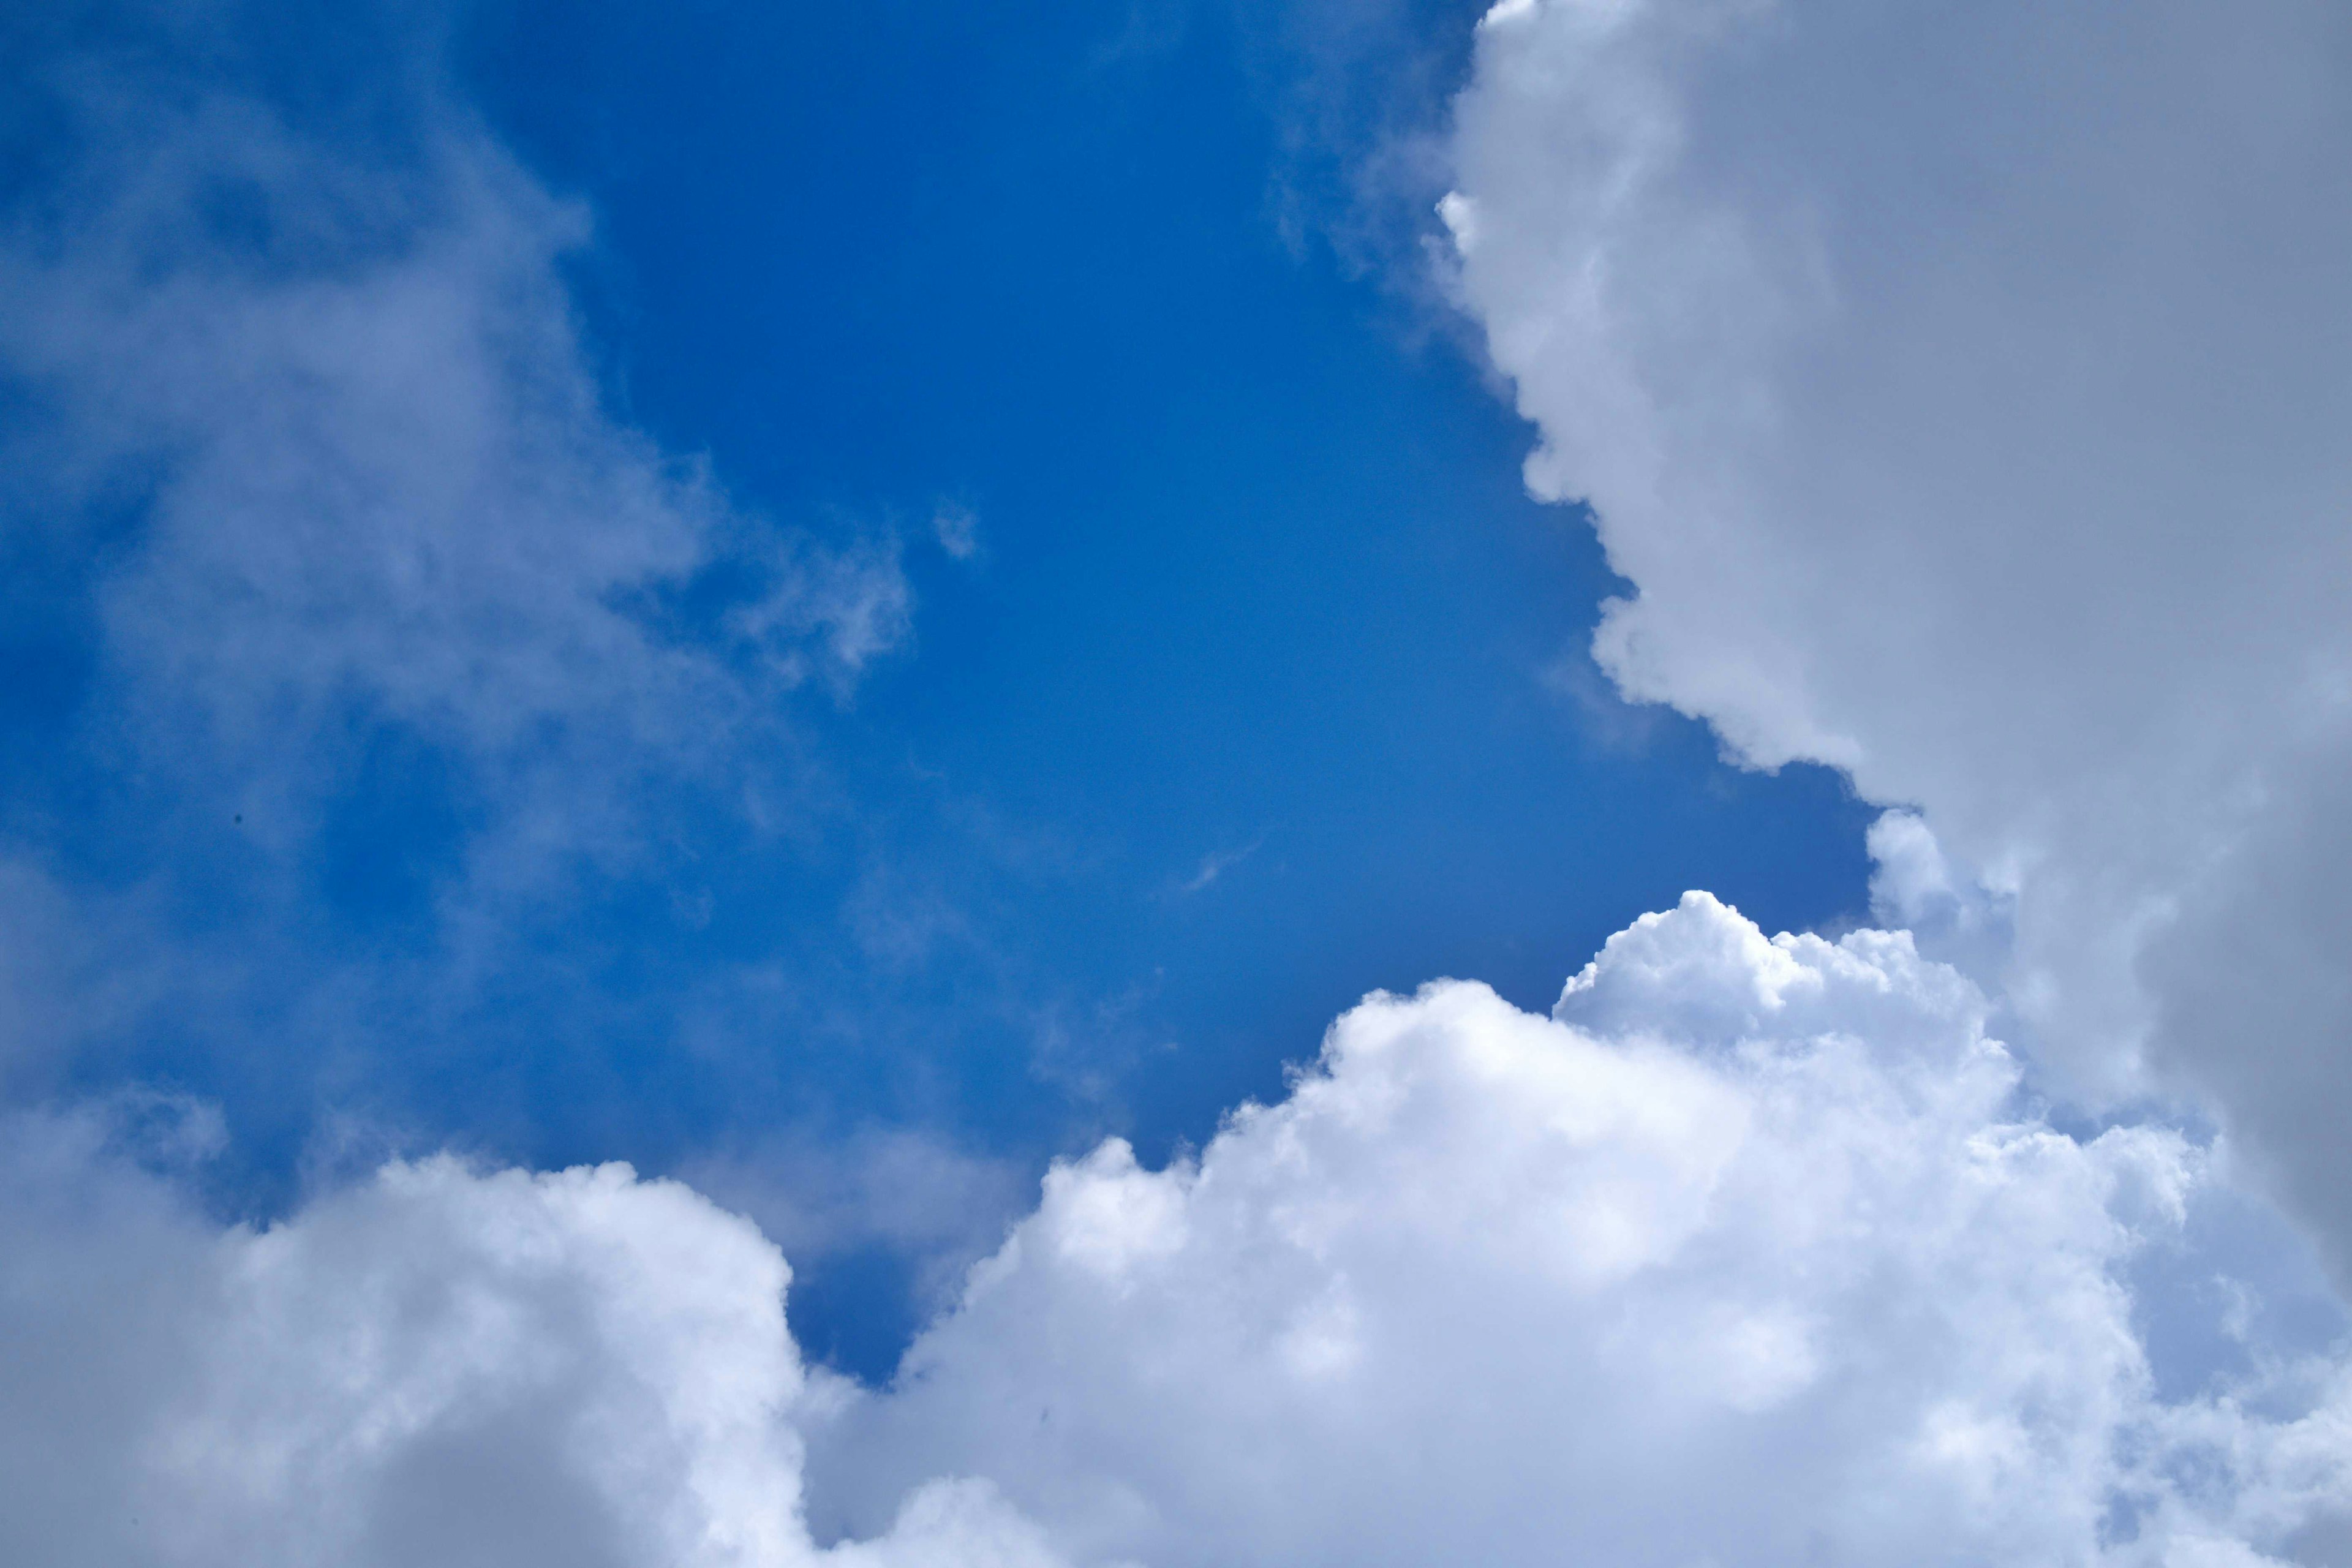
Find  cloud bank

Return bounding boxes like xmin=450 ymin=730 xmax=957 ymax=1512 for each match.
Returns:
xmin=1437 ymin=0 xmax=2352 ymax=1257
xmin=12 ymin=897 xmax=2349 ymax=1566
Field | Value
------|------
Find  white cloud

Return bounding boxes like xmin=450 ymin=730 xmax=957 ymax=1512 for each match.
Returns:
xmin=7 ymin=898 xmax=2352 ymax=1565
xmin=1435 ymin=0 xmax=2352 ymax=1257
xmin=931 ymin=503 xmax=982 ymax=563
xmin=0 ymin=1111 xmax=1060 ymax=1568
xmin=0 ymin=59 xmax=908 ymax=902
xmin=808 ymin=894 xmax=2352 ymax=1567
xmin=1175 ymin=837 xmax=1261 ymax=895
xmin=0 ymin=32 xmax=915 ymax=1087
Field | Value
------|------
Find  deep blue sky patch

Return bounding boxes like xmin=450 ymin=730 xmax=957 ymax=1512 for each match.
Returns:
xmin=1 ymin=0 xmax=1877 ymax=1379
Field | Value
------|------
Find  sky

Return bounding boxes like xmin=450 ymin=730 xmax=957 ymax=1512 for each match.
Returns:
xmin=2 ymin=1 xmax=2351 ymax=1564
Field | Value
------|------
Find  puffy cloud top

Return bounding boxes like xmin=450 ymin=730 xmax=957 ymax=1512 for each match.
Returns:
xmin=813 ymin=894 xmax=2351 ymax=1567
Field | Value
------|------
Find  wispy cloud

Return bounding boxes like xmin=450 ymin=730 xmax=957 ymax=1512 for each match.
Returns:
xmin=1 ymin=83 xmax=907 ymax=893
xmin=0 ymin=23 xmax=916 ymax=1109
xmin=1177 ymin=835 xmax=1264 ymax=894
xmin=930 ymin=501 xmax=982 ymax=562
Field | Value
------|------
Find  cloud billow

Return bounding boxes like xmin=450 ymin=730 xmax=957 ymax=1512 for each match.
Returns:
xmin=1436 ymin=0 xmax=2352 ymax=1265
xmin=0 ymin=1110 xmax=1059 ymax=1568
xmin=6 ymin=896 xmax=2350 ymax=1565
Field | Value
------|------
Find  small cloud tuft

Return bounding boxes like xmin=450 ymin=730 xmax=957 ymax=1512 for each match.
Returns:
xmin=931 ymin=502 xmax=982 ymax=562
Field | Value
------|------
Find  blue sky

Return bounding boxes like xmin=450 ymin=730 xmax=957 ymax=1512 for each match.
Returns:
xmin=10 ymin=2 xmax=2352 ymax=1561
xmin=5 ymin=0 xmax=1873 ymax=1371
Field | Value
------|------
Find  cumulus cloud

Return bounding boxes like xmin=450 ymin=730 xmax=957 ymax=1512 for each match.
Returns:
xmin=807 ymin=894 xmax=2352 ymax=1567
xmin=10 ymin=897 xmax=2352 ymax=1566
xmin=0 ymin=1112 xmax=1061 ymax=1568
xmin=1435 ymin=0 xmax=2352 ymax=1256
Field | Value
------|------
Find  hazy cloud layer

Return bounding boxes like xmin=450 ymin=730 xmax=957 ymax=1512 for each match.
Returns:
xmin=0 ymin=29 xmax=910 ymax=1096
xmin=0 ymin=67 xmax=908 ymax=891
xmin=1436 ymin=0 xmax=2352 ymax=1256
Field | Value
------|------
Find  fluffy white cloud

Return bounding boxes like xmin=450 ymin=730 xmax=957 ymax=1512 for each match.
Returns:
xmin=1436 ymin=0 xmax=2352 ymax=1257
xmin=809 ymin=894 xmax=2352 ymax=1567
xmin=0 ymin=1109 xmax=1061 ymax=1568
xmin=7 ymin=897 xmax=2352 ymax=1565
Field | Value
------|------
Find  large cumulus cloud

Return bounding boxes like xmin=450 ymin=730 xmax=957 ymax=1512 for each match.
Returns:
xmin=1435 ymin=0 xmax=2352 ymax=1260
xmin=813 ymin=895 xmax=2350 ymax=1567
xmin=12 ymin=897 xmax=2352 ymax=1566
